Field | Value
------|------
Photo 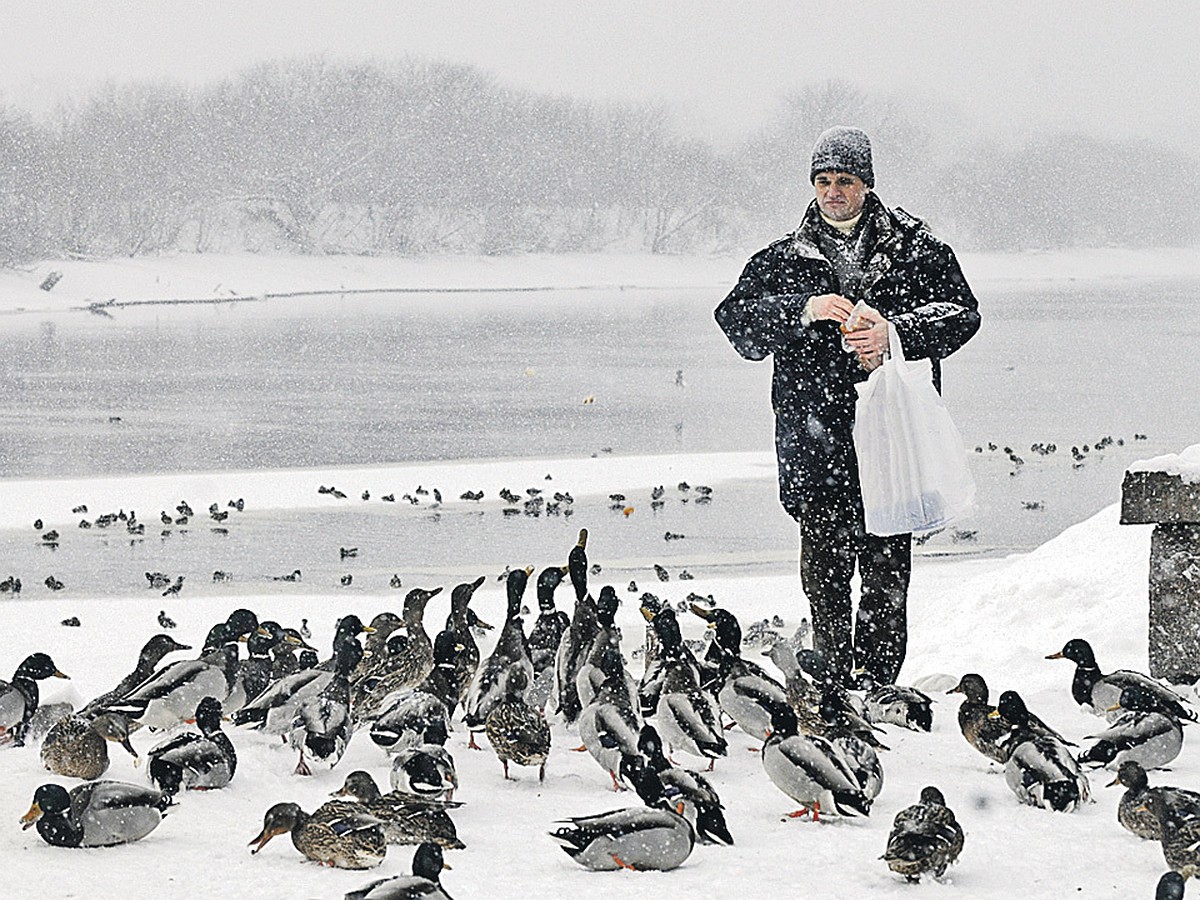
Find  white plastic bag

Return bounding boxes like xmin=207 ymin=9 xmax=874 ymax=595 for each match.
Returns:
xmin=852 ymin=323 xmax=976 ymax=536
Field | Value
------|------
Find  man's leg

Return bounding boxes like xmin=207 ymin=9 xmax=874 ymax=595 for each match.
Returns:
xmin=855 ymin=531 xmax=912 ymax=684
xmin=799 ymin=500 xmax=858 ymax=685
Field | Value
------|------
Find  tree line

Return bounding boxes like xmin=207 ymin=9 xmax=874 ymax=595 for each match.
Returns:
xmin=1 ymin=58 xmax=1196 ymax=266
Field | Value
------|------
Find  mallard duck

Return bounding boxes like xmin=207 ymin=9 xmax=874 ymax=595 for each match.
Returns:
xmin=21 ymin=780 xmax=171 ymax=847
xmin=796 ymin=650 xmax=888 ymax=750
xmin=354 ymin=613 xmax=405 ymax=682
xmin=41 ymin=712 xmax=138 ymax=780
xmin=0 ymin=653 xmax=70 ymax=746
xmin=550 ymin=765 xmax=696 ymax=871
xmin=443 ymin=577 xmax=489 ymax=712
xmin=763 ymin=639 xmax=824 ymax=716
xmin=760 ymin=700 xmax=870 ymax=819
xmin=485 ymin=666 xmax=551 ymax=781
xmin=249 ymin=800 xmax=386 ymax=869
xmin=883 ymin=785 xmax=964 ymax=882
xmin=238 ymin=620 xmax=305 ymax=704
xmin=859 ymin=675 xmax=934 ymax=732
xmin=289 ymin=638 xmax=364 ymax=775
xmin=991 ymin=690 xmax=1090 ymax=812
xmin=819 ymin=695 xmax=884 ymax=802
xmin=147 ymin=696 xmax=236 ymax=794
xmin=391 ymin=735 xmax=458 ymax=802
xmin=1135 ymin=790 xmax=1200 ymax=878
xmin=464 ymin=567 xmax=534 ymax=745
xmin=652 ymin=608 xmax=726 ymax=764
xmin=575 ymin=586 xmax=635 ymax=713
xmin=527 ymin=566 xmax=571 ymax=710
xmin=80 ymin=634 xmax=191 ymax=717
xmin=111 ymin=641 xmax=239 ymax=732
xmin=577 ymin=646 xmax=642 ymax=791
xmin=556 ymin=529 xmax=599 ymax=725
xmin=1047 ymin=638 xmax=1196 ymax=722
xmin=635 ymin=724 xmax=732 ymax=845
xmin=1078 ymin=683 xmax=1185 ymax=770
xmin=344 ymin=842 xmax=454 ymax=900
xmin=691 ymin=605 xmax=788 ymax=741
xmin=356 ymin=588 xmax=445 ymax=722
xmin=370 ymin=631 xmax=460 ymax=754
xmin=946 ymin=673 xmax=1012 ymax=764
xmin=234 ymin=615 xmax=371 ymax=734
xmin=517 ymin=565 xmax=567 ymax=709
xmin=331 ymin=770 xmax=464 ymax=849
xmin=1109 ymin=760 xmax=1200 ymax=841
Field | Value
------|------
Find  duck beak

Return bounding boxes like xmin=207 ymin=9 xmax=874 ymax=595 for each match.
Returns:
xmin=361 ymin=625 xmax=377 ymax=634
xmin=639 ymin=607 xmax=656 ymax=623
xmin=1106 ymin=774 xmax=1122 ymax=788
xmin=118 ymin=738 xmax=138 ymax=758
xmin=19 ymin=802 xmax=42 ymax=830
xmin=248 ymin=827 xmax=282 ymax=854
xmin=689 ymin=604 xmax=714 ymax=621
xmin=1105 ymin=702 xmax=1122 ymax=713
xmin=524 ymin=566 xmax=535 ymax=576
xmin=53 ymin=670 xmax=70 ymax=680
xmin=987 ymin=709 xmax=1001 ymax=720
xmin=945 ymin=685 xmax=962 ymax=695
xmin=442 ymin=861 xmax=453 ymax=872
xmin=472 ymin=617 xmax=494 ymax=631
xmin=1045 ymin=651 xmax=1065 ymax=660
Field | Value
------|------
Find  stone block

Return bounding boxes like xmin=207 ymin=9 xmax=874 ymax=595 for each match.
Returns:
xmin=1121 ymin=470 xmax=1200 ymax=525
xmin=1147 ymin=523 xmax=1200 ymax=682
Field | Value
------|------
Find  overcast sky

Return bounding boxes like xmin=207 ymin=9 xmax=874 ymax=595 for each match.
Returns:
xmin=3 ymin=1 xmax=1197 ymax=152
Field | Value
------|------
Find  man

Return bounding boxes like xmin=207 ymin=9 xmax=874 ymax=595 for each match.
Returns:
xmin=714 ymin=125 xmax=980 ymax=687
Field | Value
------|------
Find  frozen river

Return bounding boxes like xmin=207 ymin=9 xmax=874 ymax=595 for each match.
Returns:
xmin=0 ymin=275 xmax=1196 ymax=596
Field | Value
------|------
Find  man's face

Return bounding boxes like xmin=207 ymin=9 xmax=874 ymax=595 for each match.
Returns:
xmin=813 ymin=171 xmax=869 ymax=222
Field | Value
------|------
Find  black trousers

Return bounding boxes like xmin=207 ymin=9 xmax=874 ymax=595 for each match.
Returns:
xmin=798 ymin=497 xmax=911 ymax=686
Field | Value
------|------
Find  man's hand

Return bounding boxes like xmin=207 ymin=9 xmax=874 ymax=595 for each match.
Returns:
xmin=842 ymin=305 xmax=890 ymax=369
xmin=807 ymin=293 xmax=856 ymax=324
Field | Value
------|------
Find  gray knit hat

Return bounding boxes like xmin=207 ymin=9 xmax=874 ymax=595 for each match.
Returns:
xmin=810 ymin=126 xmax=874 ymax=188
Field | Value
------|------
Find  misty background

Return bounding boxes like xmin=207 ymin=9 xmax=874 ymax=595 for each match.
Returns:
xmin=2 ymin=3 xmax=1199 ymax=266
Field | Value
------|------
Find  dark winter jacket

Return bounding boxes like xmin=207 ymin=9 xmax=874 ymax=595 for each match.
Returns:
xmin=715 ymin=193 xmax=980 ymax=518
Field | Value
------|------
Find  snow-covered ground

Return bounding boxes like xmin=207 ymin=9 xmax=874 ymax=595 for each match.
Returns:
xmin=1 ymin=250 xmax=1198 ymax=899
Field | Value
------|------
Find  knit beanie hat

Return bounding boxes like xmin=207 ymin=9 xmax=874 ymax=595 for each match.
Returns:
xmin=810 ymin=126 xmax=874 ymax=188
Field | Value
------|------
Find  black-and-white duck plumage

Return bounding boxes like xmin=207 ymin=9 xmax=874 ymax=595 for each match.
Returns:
xmin=21 ymin=780 xmax=172 ymax=847
xmin=344 ymin=841 xmax=455 ymax=899
xmin=1078 ymin=684 xmax=1185 ymax=771
xmin=993 ymin=690 xmax=1090 ymax=812
xmin=111 ymin=643 xmax=238 ymax=732
xmin=691 ymin=605 xmax=788 ymax=741
xmin=635 ymin=724 xmax=733 ymax=845
xmin=391 ymin=729 xmax=457 ymax=802
xmin=555 ymin=529 xmax=598 ymax=725
xmin=0 ymin=653 xmax=70 ymax=746
xmin=761 ymin=701 xmax=871 ymax=819
xmin=289 ymin=639 xmax=364 ymax=775
xmin=861 ymin=677 xmax=934 ymax=732
xmin=577 ymin=646 xmax=642 ymax=789
xmin=148 ymin=695 xmax=237 ymax=794
xmin=80 ymin=634 xmax=191 ymax=717
xmin=651 ymin=609 xmax=725 ymax=762
xmin=883 ymin=785 xmax=964 ymax=882
xmin=369 ymin=631 xmax=460 ymax=754
xmin=550 ymin=765 xmax=696 ymax=871
xmin=1047 ymin=638 xmax=1196 ymax=723
xmin=464 ymin=567 xmax=533 ymax=733
xmin=443 ymin=577 xmax=489 ymax=712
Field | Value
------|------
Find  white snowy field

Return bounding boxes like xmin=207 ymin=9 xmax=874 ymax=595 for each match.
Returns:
xmin=1 ymin=248 xmax=1199 ymax=900
xmin=0 ymin=449 xmax=1195 ymax=900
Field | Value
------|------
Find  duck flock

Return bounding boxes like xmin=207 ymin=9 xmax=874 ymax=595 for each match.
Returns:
xmin=1 ymin=508 xmax=1199 ymax=899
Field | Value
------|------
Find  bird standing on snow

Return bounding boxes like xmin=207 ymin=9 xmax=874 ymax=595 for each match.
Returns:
xmin=148 ymin=696 xmax=237 ymax=794
xmin=464 ymin=566 xmax=534 ymax=747
xmin=991 ymin=690 xmax=1090 ymax=812
xmin=0 ymin=653 xmax=70 ymax=746
xmin=21 ymin=781 xmax=172 ymax=847
xmin=485 ymin=666 xmax=552 ymax=781
xmin=760 ymin=700 xmax=870 ymax=820
xmin=1047 ymin=638 xmax=1196 ymax=722
xmin=248 ymin=800 xmax=386 ymax=869
xmin=883 ymin=785 xmax=964 ymax=881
